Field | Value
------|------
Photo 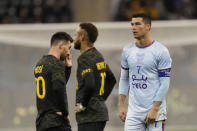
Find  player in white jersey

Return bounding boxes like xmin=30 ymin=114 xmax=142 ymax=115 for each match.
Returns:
xmin=118 ymin=14 xmax=172 ymax=131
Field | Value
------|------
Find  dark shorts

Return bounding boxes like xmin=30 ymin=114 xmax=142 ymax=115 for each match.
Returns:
xmin=44 ymin=125 xmax=72 ymax=131
xmin=36 ymin=110 xmax=71 ymax=131
xmin=78 ymin=121 xmax=106 ymax=131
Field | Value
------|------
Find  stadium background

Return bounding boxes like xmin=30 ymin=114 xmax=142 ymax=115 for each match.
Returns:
xmin=0 ymin=0 xmax=197 ymax=131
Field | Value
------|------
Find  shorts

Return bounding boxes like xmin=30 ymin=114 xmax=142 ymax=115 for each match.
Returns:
xmin=125 ymin=120 xmax=165 ymax=131
xmin=78 ymin=121 xmax=106 ymax=131
xmin=125 ymin=108 xmax=167 ymax=131
xmin=44 ymin=125 xmax=72 ymax=131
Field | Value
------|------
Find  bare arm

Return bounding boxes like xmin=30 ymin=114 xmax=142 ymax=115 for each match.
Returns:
xmin=145 ymin=49 xmax=172 ymax=124
xmin=118 ymin=47 xmax=130 ymax=122
xmin=118 ymin=94 xmax=127 ymax=122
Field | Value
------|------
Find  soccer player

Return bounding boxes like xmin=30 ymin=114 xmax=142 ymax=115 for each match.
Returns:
xmin=118 ymin=14 xmax=172 ymax=131
xmin=73 ymin=22 xmax=116 ymax=131
xmin=34 ymin=32 xmax=73 ymax=131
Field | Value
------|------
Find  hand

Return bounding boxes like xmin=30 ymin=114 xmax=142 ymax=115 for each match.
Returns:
xmin=75 ymin=103 xmax=86 ymax=113
xmin=144 ymin=108 xmax=158 ymax=124
xmin=56 ymin=112 xmax=62 ymax=116
xmin=65 ymin=54 xmax=72 ymax=67
xmin=118 ymin=106 xmax=126 ymax=122
xmin=66 ymin=115 xmax=71 ymax=124
xmin=56 ymin=112 xmax=70 ymax=124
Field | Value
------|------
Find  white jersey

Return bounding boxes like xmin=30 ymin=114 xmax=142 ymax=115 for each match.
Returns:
xmin=119 ymin=40 xmax=172 ymax=122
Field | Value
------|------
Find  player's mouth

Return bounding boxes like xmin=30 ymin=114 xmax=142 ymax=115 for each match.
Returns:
xmin=133 ymin=31 xmax=138 ymax=35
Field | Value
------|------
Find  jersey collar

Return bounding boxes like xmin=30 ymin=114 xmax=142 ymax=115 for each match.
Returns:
xmin=135 ymin=40 xmax=155 ymax=48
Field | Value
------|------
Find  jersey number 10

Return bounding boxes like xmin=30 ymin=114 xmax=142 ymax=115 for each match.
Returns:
xmin=35 ymin=76 xmax=46 ymax=99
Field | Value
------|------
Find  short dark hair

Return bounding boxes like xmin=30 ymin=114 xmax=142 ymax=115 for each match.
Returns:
xmin=79 ymin=23 xmax=98 ymax=43
xmin=132 ymin=13 xmax=151 ymax=26
xmin=50 ymin=32 xmax=73 ymax=47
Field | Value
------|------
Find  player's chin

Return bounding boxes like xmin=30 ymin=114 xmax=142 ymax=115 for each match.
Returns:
xmin=133 ymin=35 xmax=140 ymax=40
xmin=74 ymin=41 xmax=81 ymax=50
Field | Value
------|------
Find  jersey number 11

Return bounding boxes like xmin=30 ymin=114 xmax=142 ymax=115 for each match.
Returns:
xmin=99 ymin=72 xmax=106 ymax=96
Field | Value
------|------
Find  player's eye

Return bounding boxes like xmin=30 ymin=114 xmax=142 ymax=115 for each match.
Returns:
xmin=136 ymin=22 xmax=141 ymax=25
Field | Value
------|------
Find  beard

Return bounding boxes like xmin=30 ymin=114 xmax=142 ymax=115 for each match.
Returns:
xmin=74 ymin=40 xmax=81 ymax=50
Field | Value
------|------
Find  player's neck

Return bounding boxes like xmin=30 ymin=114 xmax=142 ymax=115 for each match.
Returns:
xmin=136 ymin=36 xmax=153 ymax=47
xmin=80 ymin=42 xmax=93 ymax=54
xmin=48 ymin=48 xmax=60 ymax=59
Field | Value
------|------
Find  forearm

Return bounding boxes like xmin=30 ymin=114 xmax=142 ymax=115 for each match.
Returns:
xmin=152 ymin=101 xmax=161 ymax=111
xmin=56 ymin=89 xmax=68 ymax=116
xmin=78 ymin=73 xmax=95 ymax=107
xmin=79 ymin=89 xmax=93 ymax=107
xmin=53 ymin=80 xmax=68 ymax=116
xmin=119 ymin=69 xmax=129 ymax=95
xmin=103 ymin=70 xmax=116 ymax=100
xmin=118 ymin=94 xmax=126 ymax=108
xmin=65 ymin=66 xmax=71 ymax=83
xmin=154 ymin=77 xmax=170 ymax=101
xmin=76 ymin=91 xmax=92 ymax=109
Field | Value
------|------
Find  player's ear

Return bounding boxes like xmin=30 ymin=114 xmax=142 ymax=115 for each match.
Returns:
xmin=146 ymin=24 xmax=151 ymax=31
xmin=81 ymin=33 xmax=86 ymax=41
xmin=80 ymin=29 xmax=88 ymax=41
xmin=58 ymin=41 xmax=64 ymax=50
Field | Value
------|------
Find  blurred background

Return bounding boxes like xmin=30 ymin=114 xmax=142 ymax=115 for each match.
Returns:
xmin=1 ymin=0 xmax=197 ymax=23
xmin=0 ymin=0 xmax=197 ymax=131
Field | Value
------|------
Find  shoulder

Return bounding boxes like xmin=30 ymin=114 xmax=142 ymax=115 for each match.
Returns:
xmin=153 ymin=41 xmax=171 ymax=61
xmin=94 ymin=48 xmax=103 ymax=58
xmin=154 ymin=41 xmax=169 ymax=52
xmin=35 ymin=56 xmax=50 ymax=70
xmin=122 ymin=43 xmax=135 ymax=57
xmin=44 ymin=56 xmax=64 ymax=72
xmin=152 ymin=41 xmax=170 ymax=57
xmin=78 ymin=48 xmax=103 ymax=64
xmin=77 ymin=54 xmax=86 ymax=64
xmin=77 ymin=55 xmax=91 ymax=68
xmin=123 ymin=43 xmax=135 ymax=52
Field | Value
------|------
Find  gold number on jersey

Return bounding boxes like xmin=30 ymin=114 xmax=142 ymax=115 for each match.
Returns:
xmin=99 ymin=72 xmax=106 ymax=96
xmin=35 ymin=76 xmax=46 ymax=99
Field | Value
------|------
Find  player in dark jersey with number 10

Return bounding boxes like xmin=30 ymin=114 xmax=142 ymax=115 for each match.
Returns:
xmin=34 ymin=32 xmax=73 ymax=131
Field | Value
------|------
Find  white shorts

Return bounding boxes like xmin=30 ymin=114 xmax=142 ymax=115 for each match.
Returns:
xmin=125 ymin=120 xmax=166 ymax=131
xmin=125 ymin=108 xmax=167 ymax=131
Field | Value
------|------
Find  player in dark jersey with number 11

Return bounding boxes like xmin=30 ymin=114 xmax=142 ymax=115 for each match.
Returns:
xmin=74 ymin=23 xmax=116 ymax=131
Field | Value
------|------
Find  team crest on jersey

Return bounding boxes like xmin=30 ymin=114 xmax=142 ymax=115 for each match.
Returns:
xmin=136 ymin=53 xmax=145 ymax=64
